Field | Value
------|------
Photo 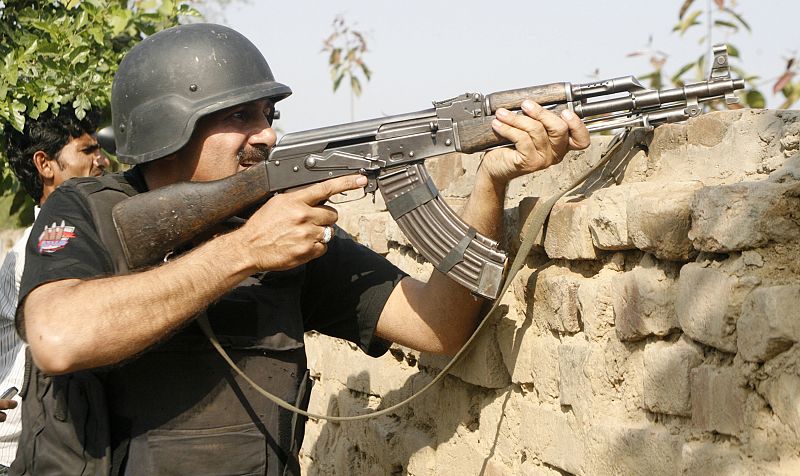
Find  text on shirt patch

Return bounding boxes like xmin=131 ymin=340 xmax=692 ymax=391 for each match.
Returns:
xmin=37 ymin=221 xmax=76 ymax=254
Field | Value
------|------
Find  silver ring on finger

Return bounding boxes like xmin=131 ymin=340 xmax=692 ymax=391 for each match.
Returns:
xmin=320 ymin=225 xmax=334 ymax=244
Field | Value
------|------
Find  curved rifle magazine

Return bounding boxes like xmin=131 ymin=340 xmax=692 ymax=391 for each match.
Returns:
xmin=378 ymin=163 xmax=507 ymax=299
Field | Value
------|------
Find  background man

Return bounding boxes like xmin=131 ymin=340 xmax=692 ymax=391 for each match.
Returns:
xmin=0 ymin=108 xmax=107 ymax=474
xmin=14 ymin=24 xmax=589 ymax=475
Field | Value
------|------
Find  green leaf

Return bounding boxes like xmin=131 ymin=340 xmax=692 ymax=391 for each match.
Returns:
xmin=724 ymin=7 xmax=751 ymax=32
xmin=678 ymin=0 xmax=696 ymax=19
xmin=332 ymin=74 xmax=344 ymax=92
xmin=70 ymin=49 xmax=89 ymax=66
xmin=9 ymin=101 xmax=26 ymax=132
xmin=22 ymin=39 xmax=39 ymax=57
xmin=157 ymin=0 xmax=175 ymax=16
xmin=726 ymin=44 xmax=740 ymax=58
xmin=673 ymin=10 xmax=702 ymax=35
xmin=360 ymin=62 xmax=372 ymax=81
xmin=745 ymin=89 xmax=765 ymax=108
xmin=351 ymin=76 xmax=362 ymax=97
xmin=329 ymin=48 xmax=341 ymax=66
xmin=108 ymin=9 xmax=133 ymax=36
xmin=714 ymin=20 xmax=738 ymax=32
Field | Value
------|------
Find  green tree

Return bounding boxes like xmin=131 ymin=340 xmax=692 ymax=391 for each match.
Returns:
xmin=322 ymin=15 xmax=372 ymax=122
xmin=0 ymin=0 xmax=196 ymax=227
xmin=628 ymin=0 xmax=798 ymax=110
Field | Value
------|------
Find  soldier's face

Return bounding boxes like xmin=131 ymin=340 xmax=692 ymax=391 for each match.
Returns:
xmin=52 ymin=133 xmax=109 ymax=186
xmin=184 ymin=99 xmax=277 ymax=182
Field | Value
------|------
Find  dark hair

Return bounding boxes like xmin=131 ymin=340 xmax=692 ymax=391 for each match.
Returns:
xmin=4 ymin=108 xmax=99 ymax=202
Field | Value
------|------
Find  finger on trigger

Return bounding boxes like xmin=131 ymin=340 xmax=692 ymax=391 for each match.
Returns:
xmin=299 ymin=174 xmax=368 ymax=205
xmin=560 ymin=108 xmax=591 ymax=150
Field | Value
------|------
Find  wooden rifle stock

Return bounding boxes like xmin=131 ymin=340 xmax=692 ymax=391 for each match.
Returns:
xmin=112 ymin=161 xmax=270 ymax=269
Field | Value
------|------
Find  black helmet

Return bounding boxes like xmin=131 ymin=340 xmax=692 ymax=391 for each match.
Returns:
xmin=111 ymin=23 xmax=291 ymax=165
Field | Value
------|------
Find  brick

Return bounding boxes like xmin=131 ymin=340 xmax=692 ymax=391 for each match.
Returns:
xmin=544 ymin=199 xmax=599 ymax=260
xmin=627 ymin=181 xmax=703 ymax=261
xmin=686 ymin=112 xmax=731 ymax=147
xmin=577 ymin=269 xmax=617 ymax=339
xmin=768 ymin=152 xmax=800 ymax=183
xmin=612 ymin=259 xmax=679 ymax=341
xmin=681 ymin=442 xmax=749 ymax=476
xmin=532 ymin=268 xmax=583 ymax=334
xmin=689 ymin=181 xmax=800 ymax=253
xmin=585 ymin=423 xmax=682 ymax=475
xmin=357 ymin=212 xmax=389 ymax=254
xmin=426 ymin=152 xmax=464 ymax=193
xmin=497 ymin=320 xmax=560 ymax=398
xmin=691 ymin=366 xmax=747 ymax=435
xmin=675 ymin=264 xmax=737 ymax=353
xmin=760 ymin=370 xmax=800 ymax=439
xmin=424 ymin=319 xmax=510 ymax=389
xmin=587 ymin=185 xmax=637 ymax=250
xmin=520 ymin=404 xmax=584 ymax=475
xmin=558 ymin=341 xmax=590 ymax=407
xmin=305 ymin=333 xmax=418 ymax=396
xmin=759 ymin=347 xmax=800 ymax=438
xmin=738 ymin=285 xmax=800 ymax=362
xmin=385 ymin=217 xmax=412 ymax=248
xmin=643 ymin=336 xmax=704 ymax=416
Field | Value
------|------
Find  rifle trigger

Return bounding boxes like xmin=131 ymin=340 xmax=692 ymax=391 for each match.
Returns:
xmin=363 ymin=175 xmax=379 ymax=195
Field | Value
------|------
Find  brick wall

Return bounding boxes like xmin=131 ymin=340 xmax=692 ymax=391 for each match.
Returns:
xmin=300 ymin=110 xmax=800 ymax=475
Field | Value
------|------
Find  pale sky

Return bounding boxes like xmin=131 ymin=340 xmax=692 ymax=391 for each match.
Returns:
xmin=215 ymin=1 xmax=799 ymax=134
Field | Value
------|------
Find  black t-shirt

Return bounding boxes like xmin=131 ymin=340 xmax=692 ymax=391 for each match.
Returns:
xmin=18 ymin=168 xmax=407 ymax=474
xmin=20 ymin=168 xmax=404 ymax=356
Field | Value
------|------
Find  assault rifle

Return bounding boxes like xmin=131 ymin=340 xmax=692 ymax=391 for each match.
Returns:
xmin=110 ymin=44 xmax=744 ymax=300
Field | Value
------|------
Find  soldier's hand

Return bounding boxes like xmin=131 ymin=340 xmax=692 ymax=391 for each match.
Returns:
xmin=0 ymin=399 xmax=18 ymax=423
xmin=481 ymin=100 xmax=590 ymax=182
xmin=237 ymin=174 xmax=367 ymax=271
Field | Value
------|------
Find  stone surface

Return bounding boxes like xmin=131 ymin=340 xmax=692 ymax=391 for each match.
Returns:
xmin=759 ymin=347 xmax=800 ymax=438
xmin=358 ymin=212 xmax=390 ymax=254
xmin=643 ymin=336 xmax=704 ymax=416
xmin=558 ymin=341 xmax=590 ymax=407
xmin=689 ymin=181 xmax=800 ymax=253
xmin=612 ymin=257 xmax=680 ymax=341
xmin=626 ymin=181 xmax=703 ymax=261
xmin=587 ymin=185 xmax=637 ymax=250
xmin=691 ymin=365 xmax=747 ymax=436
xmin=585 ymin=423 xmax=682 ymax=476
xmin=300 ymin=110 xmax=800 ymax=476
xmin=675 ymin=264 xmax=738 ymax=353
xmin=738 ymin=285 xmax=800 ymax=362
xmin=577 ymin=268 xmax=617 ymax=339
xmin=531 ymin=267 xmax=584 ymax=334
xmin=520 ymin=403 xmax=584 ymax=475
xmin=681 ymin=442 xmax=750 ymax=476
xmin=543 ymin=198 xmax=599 ymax=260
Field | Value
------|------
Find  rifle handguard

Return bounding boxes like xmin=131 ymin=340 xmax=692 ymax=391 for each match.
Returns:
xmin=378 ymin=163 xmax=507 ymax=299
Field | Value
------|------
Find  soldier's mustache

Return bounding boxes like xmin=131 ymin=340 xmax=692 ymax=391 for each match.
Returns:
xmin=237 ymin=145 xmax=270 ymax=165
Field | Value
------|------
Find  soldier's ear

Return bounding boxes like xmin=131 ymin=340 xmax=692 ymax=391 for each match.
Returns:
xmin=33 ymin=150 xmax=55 ymax=180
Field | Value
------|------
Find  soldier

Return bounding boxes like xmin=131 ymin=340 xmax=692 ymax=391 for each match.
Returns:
xmin=13 ymin=23 xmax=589 ymax=475
xmin=0 ymin=108 xmax=107 ymax=474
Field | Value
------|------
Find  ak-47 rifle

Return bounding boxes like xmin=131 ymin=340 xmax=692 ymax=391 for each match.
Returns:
xmin=110 ymin=44 xmax=744 ymax=299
